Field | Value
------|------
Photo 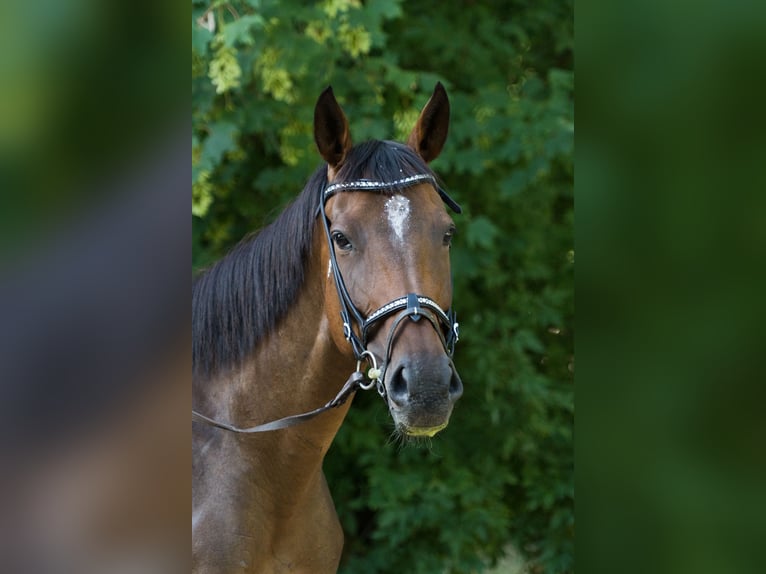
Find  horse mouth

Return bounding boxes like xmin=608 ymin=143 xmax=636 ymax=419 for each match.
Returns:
xmin=399 ymin=422 xmax=449 ymax=438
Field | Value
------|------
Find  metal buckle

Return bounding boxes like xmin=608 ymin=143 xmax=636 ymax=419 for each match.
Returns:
xmin=406 ymin=292 xmax=421 ymax=322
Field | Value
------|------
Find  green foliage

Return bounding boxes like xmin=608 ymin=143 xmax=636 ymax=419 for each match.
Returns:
xmin=192 ymin=0 xmax=573 ymax=571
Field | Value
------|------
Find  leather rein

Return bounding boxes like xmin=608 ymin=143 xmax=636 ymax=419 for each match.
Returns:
xmin=192 ymin=173 xmax=461 ymax=434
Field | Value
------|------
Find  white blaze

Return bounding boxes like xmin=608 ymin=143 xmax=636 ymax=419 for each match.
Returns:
xmin=385 ymin=195 xmax=411 ymax=244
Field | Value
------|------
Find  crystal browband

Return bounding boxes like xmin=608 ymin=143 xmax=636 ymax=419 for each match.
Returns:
xmin=324 ymin=174 xmax=437 ymax=200
xmin=323 ymin=173 xmax=461 ymax=214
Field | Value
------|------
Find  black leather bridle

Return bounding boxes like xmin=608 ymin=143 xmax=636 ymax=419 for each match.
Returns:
xmin=320 ymin=173 xmax=461 ymax=397
xmin=192 ymin=173 xmax=461 ymax=434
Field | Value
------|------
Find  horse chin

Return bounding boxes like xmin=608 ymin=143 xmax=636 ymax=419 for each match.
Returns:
xmin=398 ymin=422 xmax=449 ymax=438
xmin=389 ymin=405 xmax=453 ymax=438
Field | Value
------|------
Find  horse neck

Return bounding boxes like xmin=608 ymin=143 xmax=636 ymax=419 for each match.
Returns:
xmin=196 ymin=230 xmax=355 ymax=474
xmin=192 ymin=249 xmax=354 ymax=562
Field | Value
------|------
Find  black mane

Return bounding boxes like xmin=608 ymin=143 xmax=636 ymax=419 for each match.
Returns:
xmin=192 ymin=140 xmax=434 ymax=381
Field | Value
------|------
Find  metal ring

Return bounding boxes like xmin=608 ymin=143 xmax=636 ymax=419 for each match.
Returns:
xmin=356 ymin=350 xmax=380 ymax=391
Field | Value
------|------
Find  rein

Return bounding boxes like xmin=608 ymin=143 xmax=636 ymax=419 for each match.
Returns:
xmin=192 ymin=173 xmax=461 ymax=434
xmin=191 ymin=371 xmax=367 ymax=433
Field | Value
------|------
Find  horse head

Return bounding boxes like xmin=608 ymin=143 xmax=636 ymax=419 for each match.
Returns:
xmin=314 ymin=84 xmax=463 ymax=437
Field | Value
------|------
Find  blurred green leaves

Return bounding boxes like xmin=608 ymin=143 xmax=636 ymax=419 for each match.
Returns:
xmin=192 ymin=0 xmax=572 ymax=571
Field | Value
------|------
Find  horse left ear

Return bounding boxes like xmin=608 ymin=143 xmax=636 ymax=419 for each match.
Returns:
xmin=407 ymin=82 xmax=450 ymax=163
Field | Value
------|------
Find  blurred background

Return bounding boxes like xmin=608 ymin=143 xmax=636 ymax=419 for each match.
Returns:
xmin=0 ymin=1 xmax=187 ymax=572
xmin=192 ymin=1 xmax=573 ymax=573
xmin=577 ymin=2 xmax=766 ymax=574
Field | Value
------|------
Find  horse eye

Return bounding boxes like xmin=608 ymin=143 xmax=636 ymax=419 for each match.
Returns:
xmin=443 ymin=226 xmax=457 ymax=247
xmin=331 ymin=231 xmax=353 ymax=251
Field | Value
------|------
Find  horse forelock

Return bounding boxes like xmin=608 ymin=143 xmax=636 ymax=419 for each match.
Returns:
xmin=333 ymin=140 xmax=436 ymax=189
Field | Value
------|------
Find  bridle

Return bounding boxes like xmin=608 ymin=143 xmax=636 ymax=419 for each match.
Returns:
xmin=321 ymin=173 xmax=461 ymax=396
xmin=192 ymin=173 xmax=461 ymax=434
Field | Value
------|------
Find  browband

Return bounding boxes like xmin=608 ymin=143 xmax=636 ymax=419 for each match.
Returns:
xmin=323 ymin=174 xmax=462 ymax=214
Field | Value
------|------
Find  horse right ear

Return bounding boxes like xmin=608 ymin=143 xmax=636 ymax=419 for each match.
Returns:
xmin=314 ymin=86 xmax=352 ymax=174
xmin=407 ymin=82 xmax=450 ymax=163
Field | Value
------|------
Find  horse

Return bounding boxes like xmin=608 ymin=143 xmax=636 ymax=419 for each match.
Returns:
xmin=192 ymin=83 xmax=463 ymax=573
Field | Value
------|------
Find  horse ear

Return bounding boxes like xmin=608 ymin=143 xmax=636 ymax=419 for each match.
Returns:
xmin=314 ymin=86 xmax=352 ymax=172
xmin=407 ymin=82 xmax=450 ymax=163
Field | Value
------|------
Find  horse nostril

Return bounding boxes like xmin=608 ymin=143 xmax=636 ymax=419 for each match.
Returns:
xmin=387 ymin=364 xmax=408 ymax=407
xmin=449 ymin=368 xmax=463 ymax=402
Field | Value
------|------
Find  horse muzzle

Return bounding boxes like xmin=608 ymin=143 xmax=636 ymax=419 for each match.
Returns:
xmin=382 ymin=352 xmax=463 ymax=437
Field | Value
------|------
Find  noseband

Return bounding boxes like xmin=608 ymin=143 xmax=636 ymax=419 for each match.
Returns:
xmin=191 ymin=173 xmax=461 ymax=434
xmin=321 ymin=173 xmax=461 ymax=399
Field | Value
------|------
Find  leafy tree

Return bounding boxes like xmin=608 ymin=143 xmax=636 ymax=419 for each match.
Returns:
xmin=192 ymin=1 xmax=573 ymax=571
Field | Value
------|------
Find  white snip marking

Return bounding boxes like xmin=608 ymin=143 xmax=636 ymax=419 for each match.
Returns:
xmin=385 ymin=195 xmax=411 ymax=244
